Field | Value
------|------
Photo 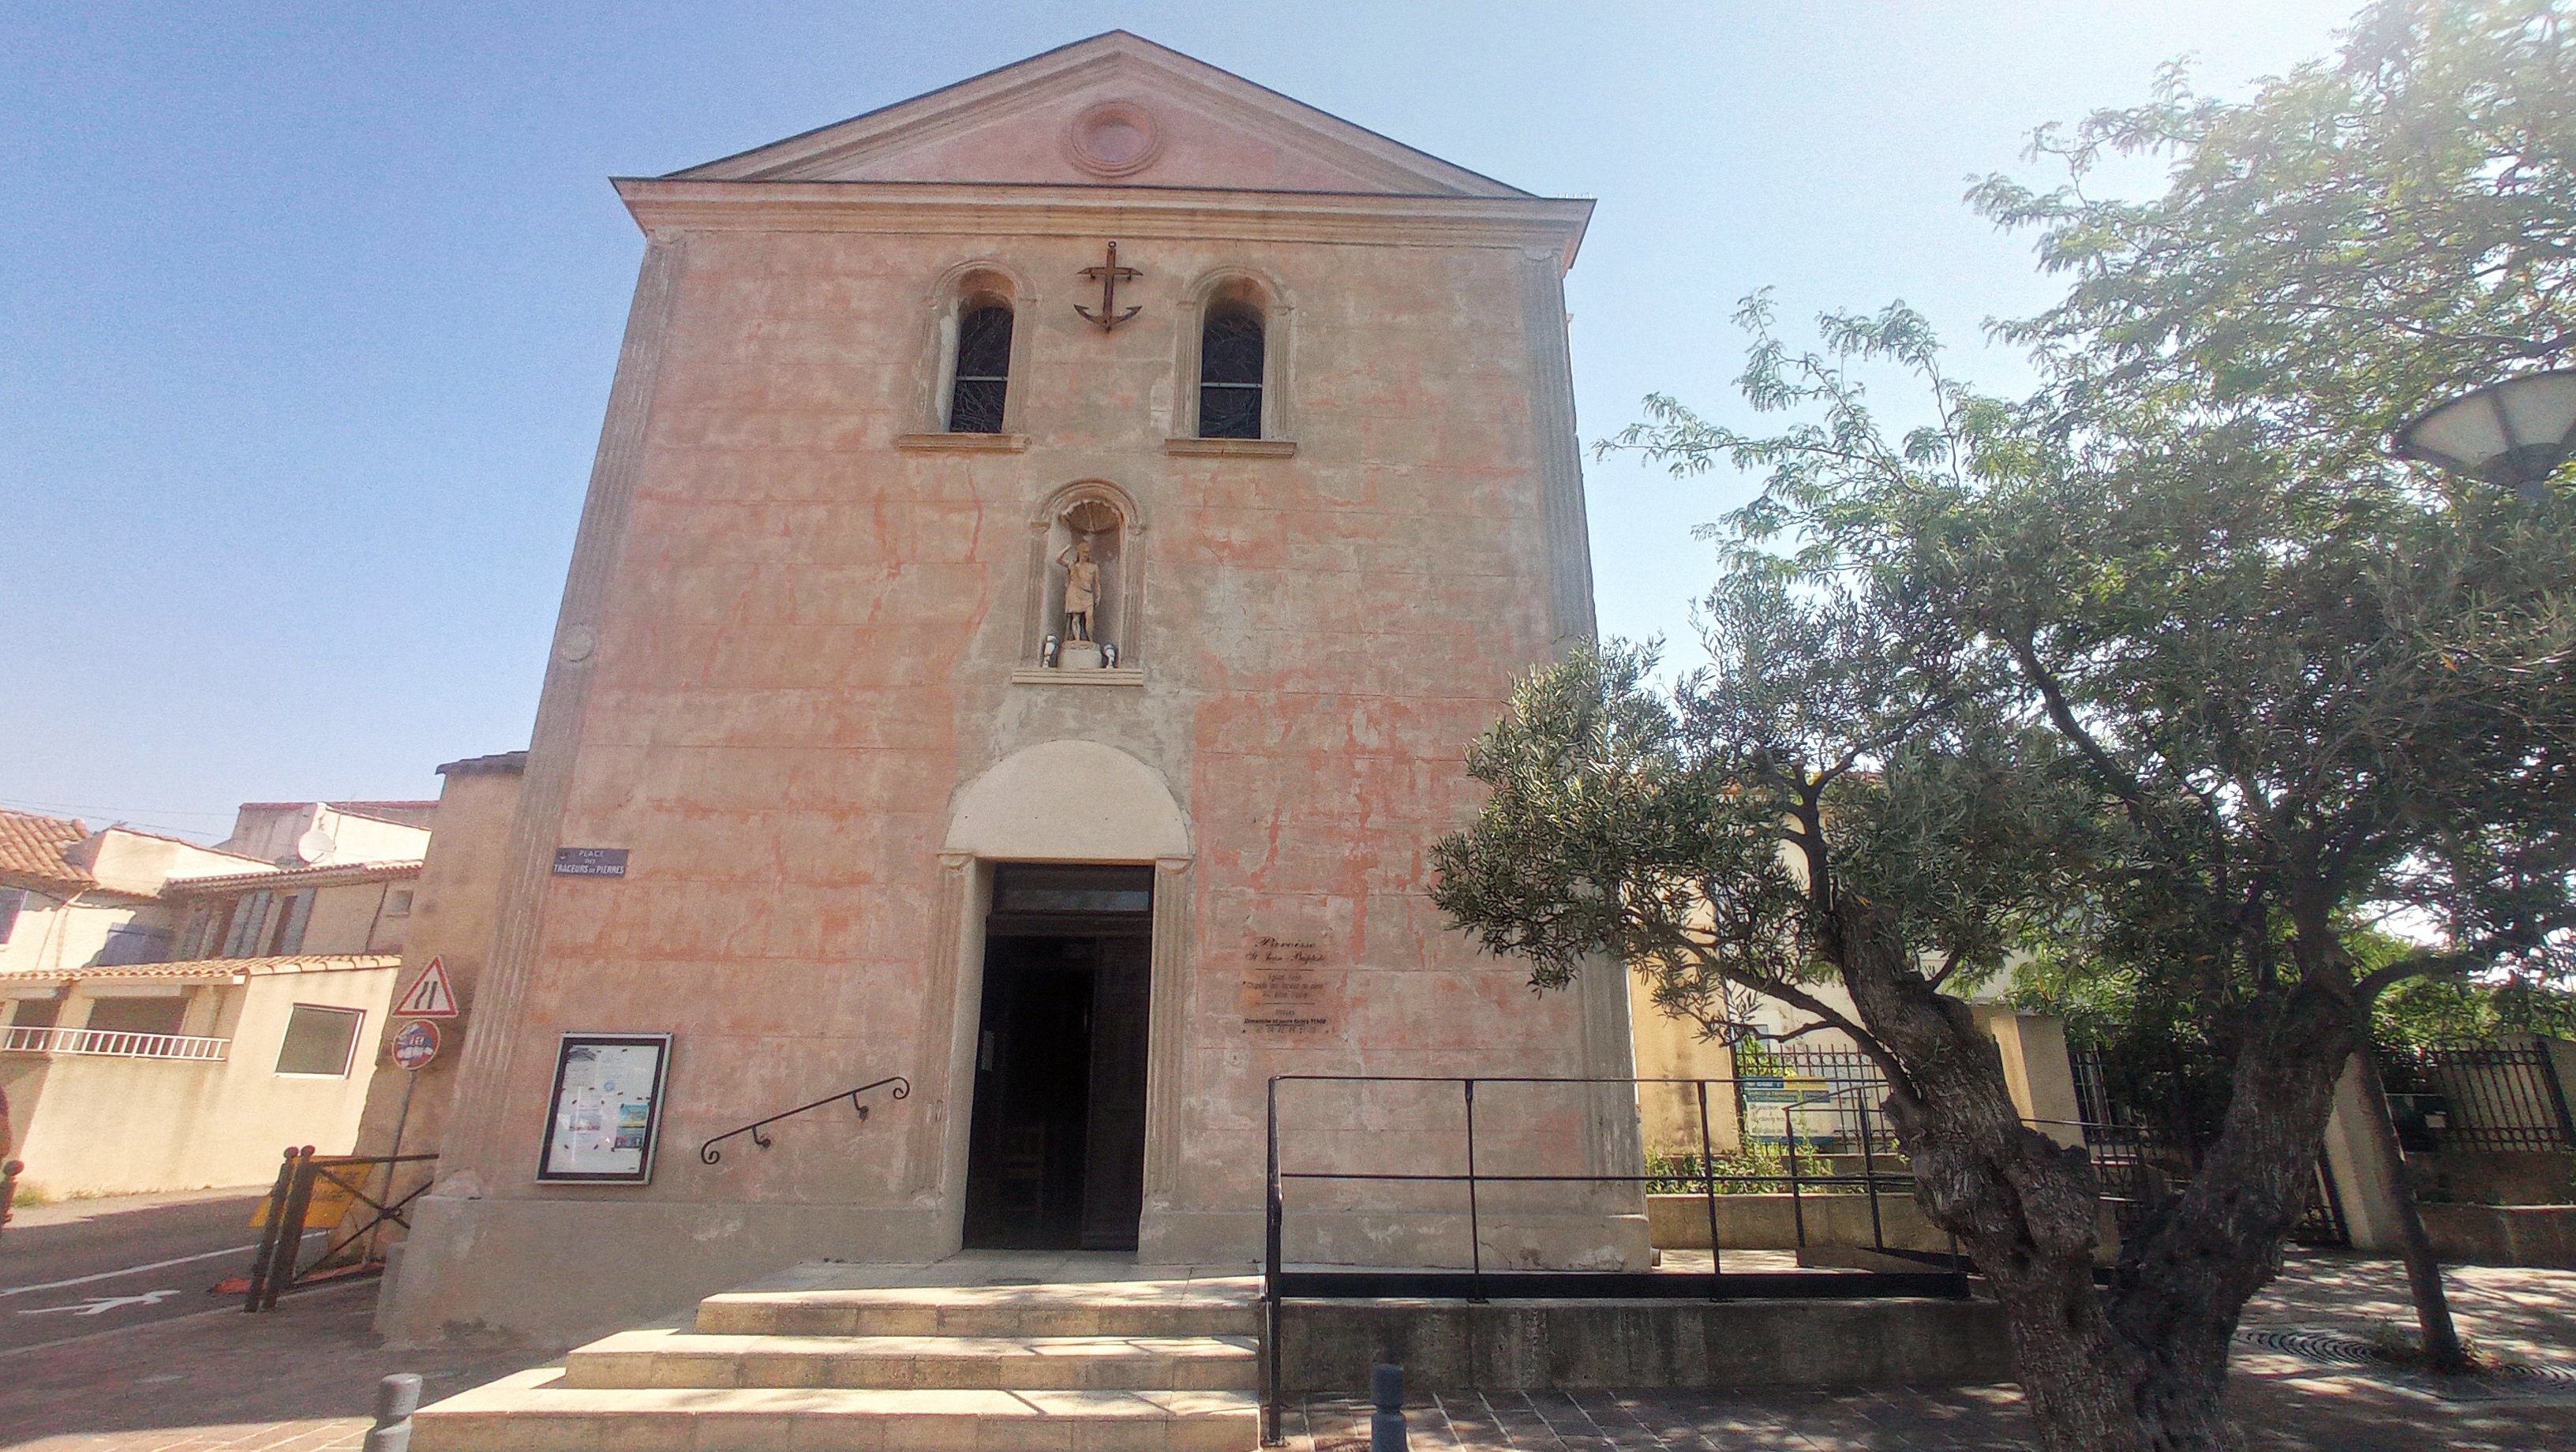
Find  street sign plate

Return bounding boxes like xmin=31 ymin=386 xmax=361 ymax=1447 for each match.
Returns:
xmin=392 ymin=1019 xmax=440 ymax=1070
xmin=552 ymin=847 xmax=628 ymax=878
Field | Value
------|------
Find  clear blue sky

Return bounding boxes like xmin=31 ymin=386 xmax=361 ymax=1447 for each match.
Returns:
xmin=2 ymin=1 xmax=2363 ymax=841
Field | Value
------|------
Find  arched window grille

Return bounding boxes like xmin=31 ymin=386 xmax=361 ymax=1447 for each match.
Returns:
xmin=1197 ymin=306 xmax=1264 ymax=440
xmin=949 ymin=304 xmax=1013 ymax=433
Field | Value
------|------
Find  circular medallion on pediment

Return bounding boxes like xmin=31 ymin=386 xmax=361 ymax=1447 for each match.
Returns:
xmin=1064 ymin=100 xmax=1163 ymax=178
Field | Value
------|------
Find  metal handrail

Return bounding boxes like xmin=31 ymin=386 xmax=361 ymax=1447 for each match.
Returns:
xmin=1256 ymin=1072 xmax=1952 ymax=1446
xmin=698 ymin=1076 xmax=910 ymax=1165
xmin=2 ymin=1025 xmax=230 ymax=1060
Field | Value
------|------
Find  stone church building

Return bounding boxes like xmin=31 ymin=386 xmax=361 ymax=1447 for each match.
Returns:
xmin=382 ymin=32 xmax=1641 ymax=1342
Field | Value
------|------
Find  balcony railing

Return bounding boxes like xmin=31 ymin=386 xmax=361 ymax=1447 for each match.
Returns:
xmin=1 ymin=1025 xmax=230 ymax=1061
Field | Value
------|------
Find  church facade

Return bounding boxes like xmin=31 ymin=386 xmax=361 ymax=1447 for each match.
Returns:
xmin=382 ymin=32 xmax=1642 ymax=1342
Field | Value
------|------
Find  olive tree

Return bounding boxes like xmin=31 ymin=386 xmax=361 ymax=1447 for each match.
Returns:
xmin=1433 ymin=6 xmax=2576 ymax=1446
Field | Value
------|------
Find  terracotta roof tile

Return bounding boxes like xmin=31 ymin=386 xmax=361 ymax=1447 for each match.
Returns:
xmin=163 ymin=860 xmax=424 ymax=896
xmin=0 ymin=952 xmax=402 ymax=985
xmin=0 ymin=810 xmax=94 ymax=893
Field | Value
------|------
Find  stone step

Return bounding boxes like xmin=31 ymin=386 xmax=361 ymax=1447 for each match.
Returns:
xmin=412 ymin=1368 xmax=1260 ymax=1452
xmin=561 ymin=1327 xmax=1260 ymax=1391
xmin=694 ymin=1278 xmax=1261 ymax=1339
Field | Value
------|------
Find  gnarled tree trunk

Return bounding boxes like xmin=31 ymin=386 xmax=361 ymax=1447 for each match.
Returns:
xmin=1827 ymin=904 xmax=2357 ymax=1452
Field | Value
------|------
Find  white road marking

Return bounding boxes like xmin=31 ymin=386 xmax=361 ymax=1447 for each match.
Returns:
xmin=19 ymin=1289 xmax=182 ymax=1316
xmin=0 ymin=1277 xmax=371 ymax=1362
xmin=0 ymin=1232 xmax=319 ymax=1298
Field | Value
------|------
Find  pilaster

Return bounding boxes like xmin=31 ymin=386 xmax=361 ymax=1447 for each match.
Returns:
xmin=1142 ymin=855 xmax=1196 ymax=1206
xmin=433 ymin=234 xmax=691 ymax=1188
xmin=1518 ymin=248 xmax=1597 ymax=656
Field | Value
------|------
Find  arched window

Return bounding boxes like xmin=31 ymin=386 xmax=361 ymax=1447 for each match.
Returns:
xmin=1196 ymin=305 xmax=1264 ymax=440
xmin=948 ymin=303 xmax=1013 ymax=434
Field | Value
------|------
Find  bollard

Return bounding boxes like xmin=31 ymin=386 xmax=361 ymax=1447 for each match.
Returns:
xmin=1371 ymin=1364 xmax=1406 ymax=1452
xmin=364 ymin=1372 xmax=421 ymax=1452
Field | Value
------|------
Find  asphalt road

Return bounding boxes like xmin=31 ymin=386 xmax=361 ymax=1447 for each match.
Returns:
xmin=0 ymin=1187 xmax=320 ymax=1351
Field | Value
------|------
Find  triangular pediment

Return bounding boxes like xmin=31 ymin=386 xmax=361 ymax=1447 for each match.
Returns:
xmin=671 ymin=32 xmax=1529 ymax=198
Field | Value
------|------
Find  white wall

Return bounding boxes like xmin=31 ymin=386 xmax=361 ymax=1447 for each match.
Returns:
xmin=6 ymin=964 xmax=401 ymax=1196
xmin=0 ymin=891 xmax=170 ymax=979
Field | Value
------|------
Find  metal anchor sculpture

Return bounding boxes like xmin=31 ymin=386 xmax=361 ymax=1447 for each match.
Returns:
xmin=1076 ymin=241 xmax=1142 ymax=331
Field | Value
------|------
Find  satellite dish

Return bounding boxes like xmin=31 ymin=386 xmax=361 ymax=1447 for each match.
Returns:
xmin=294 ymin=827 xmax=337 ymax=864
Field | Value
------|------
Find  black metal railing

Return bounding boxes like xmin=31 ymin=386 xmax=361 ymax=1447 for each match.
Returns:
xmin=698 ymin=1076 xmax=909 ymax=1165
xmin=2377 ymin=1042 xmax=2576 ymax=1154
xmin=242 ymin=1146 xmax=439 ymax=1311
xmin=1257 ymin=1074 xmax=1962 ymax=1446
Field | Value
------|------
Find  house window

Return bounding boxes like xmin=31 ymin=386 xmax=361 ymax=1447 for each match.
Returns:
xmin=1197 ymin=305 xmax=1264 ymax=439
xmin=275 ymin=1004 xmax=364 ymax=1076
xmin=386 ymin=889 xmax=414 ymax=917
xmin=85 ymin=995 xmax=189 ymax=1038
xmin=0 ymin=887 xmax=23 ymax=943
xmin=98 ymin=924 xmax=173 ymax=967
xmin=9 ymin=997 xmax=61 ymax=1029
xmin=947 ymin=304 xmax=1013 ymax=434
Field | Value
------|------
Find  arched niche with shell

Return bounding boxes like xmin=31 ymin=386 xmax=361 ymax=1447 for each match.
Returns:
xmin=1024 ymin=480 xmax=1144 ymax=670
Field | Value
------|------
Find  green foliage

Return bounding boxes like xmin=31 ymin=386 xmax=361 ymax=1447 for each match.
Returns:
xmin=1449 ymin=0 xmax=2576 ymax=1128
xmin=1971 ymin=0 xmax=2576 ymax=471
xmin=1643 ymin=1145 xmax=1794 ymax=1195
xmin=2374 ymin=973 xmax=2576 ymax=1046
xmin=1728 ymin=1036 xmax=1791 ymax=1077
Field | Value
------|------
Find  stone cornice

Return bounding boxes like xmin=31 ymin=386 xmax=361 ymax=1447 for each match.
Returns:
xmin=668 ymin=32 xmax=1528 ymax=200
xmin=614 ymin=179 xmax=1594 ymax=267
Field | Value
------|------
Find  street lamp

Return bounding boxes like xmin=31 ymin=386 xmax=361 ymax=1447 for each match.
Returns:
xmin=2392 ymin=367 xmax=2576 ymax=500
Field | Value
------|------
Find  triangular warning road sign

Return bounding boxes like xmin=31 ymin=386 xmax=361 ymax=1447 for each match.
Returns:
xmin=393 ymin=956 xmax=460 ymax=1018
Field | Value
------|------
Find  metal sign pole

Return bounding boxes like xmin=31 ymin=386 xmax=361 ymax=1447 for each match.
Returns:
xmin=367 ymin=1068 xmax=421 ymax=1267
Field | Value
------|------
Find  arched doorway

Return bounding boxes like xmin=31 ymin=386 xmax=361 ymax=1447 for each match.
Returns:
xmin=941 ymin=741 xmax=1190 ymax=1252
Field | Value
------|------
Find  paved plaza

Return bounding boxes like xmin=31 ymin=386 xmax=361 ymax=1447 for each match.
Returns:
xmin=1 ymin=1252 xmax=2570 ymax=1450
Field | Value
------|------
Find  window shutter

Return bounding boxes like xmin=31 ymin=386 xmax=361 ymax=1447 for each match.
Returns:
xmin=271 ymin=892 xmax=313 ymax=955
xmin=222 ymin=890 xmax=274 ymax=958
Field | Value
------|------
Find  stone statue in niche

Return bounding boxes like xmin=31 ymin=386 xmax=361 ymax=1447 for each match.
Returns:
xmin=1058 ymin=537 xmax=1101 ymax=642
xmin=1044 ymin=498 xmax=1125 ymax=670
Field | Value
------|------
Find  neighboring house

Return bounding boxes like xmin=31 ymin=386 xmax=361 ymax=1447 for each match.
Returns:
xmin=0 ymin=813 xmax=264 ymax=981
xmin=0 ymin=799 xmax=436 ymax=1197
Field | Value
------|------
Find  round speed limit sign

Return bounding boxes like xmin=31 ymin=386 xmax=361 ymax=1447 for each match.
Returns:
xmin=391 ymin=1019 xmax=441 ymax=1070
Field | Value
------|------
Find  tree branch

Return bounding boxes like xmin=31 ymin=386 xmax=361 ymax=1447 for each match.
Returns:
xmin=2007 ymin=630 xmax=2153 ymax=820
xmin=2356 ymin=949 xmax=2482 ymax=1001
xmin=1720 ymin=963 xmax=1914 ymax=1092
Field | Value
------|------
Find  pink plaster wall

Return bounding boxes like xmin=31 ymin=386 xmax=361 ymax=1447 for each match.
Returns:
xmin=815 ymin=85 xmax=1413 ymax=193
xmin=459 ymin=219 xmax=1600 ymax=1237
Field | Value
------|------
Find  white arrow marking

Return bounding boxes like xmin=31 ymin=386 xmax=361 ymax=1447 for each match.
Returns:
xmin=18 ymin=1289 xmax=183 ymax=1317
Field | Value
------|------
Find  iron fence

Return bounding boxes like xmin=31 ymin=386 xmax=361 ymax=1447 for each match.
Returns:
xmin=2376 ymin=1042 xmax=2576 ymax=1154
xmin=2069 ymin=1048 xmax=2120 ymax=1129
xmin=1747 ymin=1046 xmax=1904 ymax=1159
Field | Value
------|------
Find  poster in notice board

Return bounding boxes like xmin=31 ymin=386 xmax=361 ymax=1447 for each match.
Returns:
xmin=537 ymin=1032 xmax=672 ymax=1184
